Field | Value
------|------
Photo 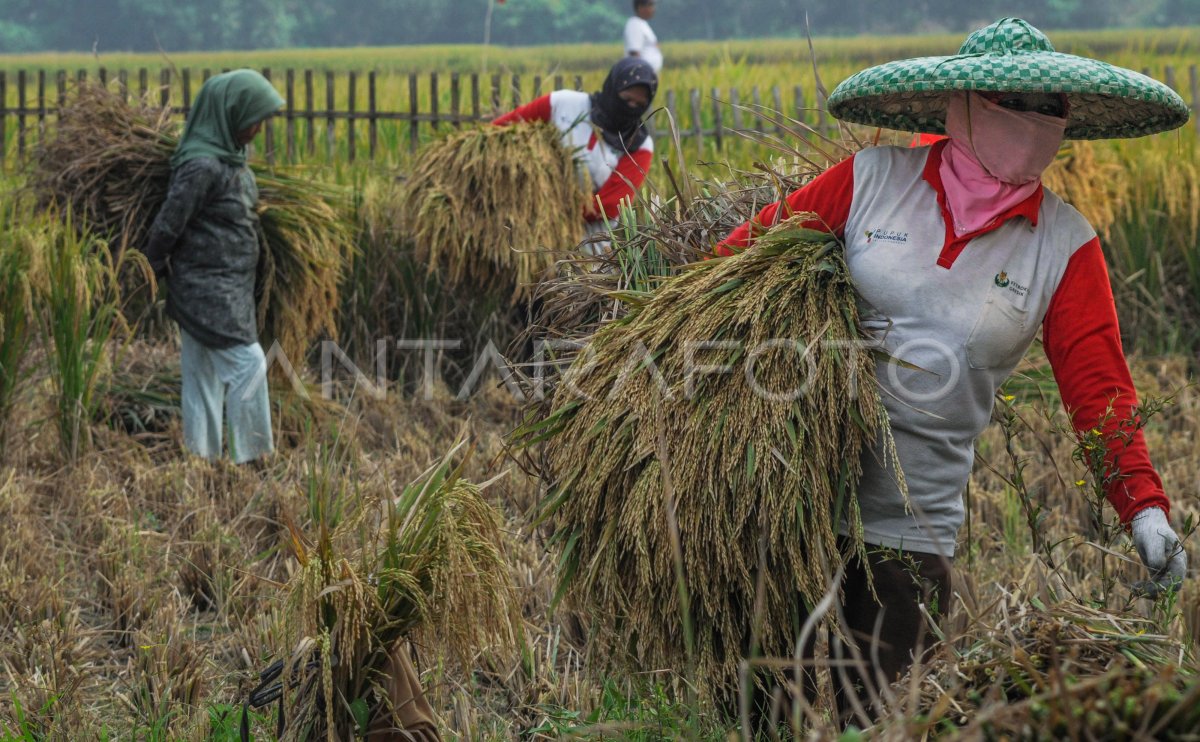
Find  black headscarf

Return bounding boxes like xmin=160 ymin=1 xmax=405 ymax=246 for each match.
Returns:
xmin=590 ymin=57 xmax=659 ymax=153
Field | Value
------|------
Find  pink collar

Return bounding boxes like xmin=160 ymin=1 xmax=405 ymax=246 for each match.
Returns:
xmin=921 ymin=140 xmax=1044 ymax=269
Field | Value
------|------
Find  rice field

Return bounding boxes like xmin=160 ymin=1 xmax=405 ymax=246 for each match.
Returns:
xmin=1 ymin=27 xmax=1200 ymax=741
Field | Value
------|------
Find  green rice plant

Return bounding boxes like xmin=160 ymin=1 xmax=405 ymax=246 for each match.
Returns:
xmin=33 ymin=212 xmax=146 ymax=462
xmin=512 ymin=218 xmax=897 ymax=703
xmin=0 ymin=197 xmax=36 ymax=459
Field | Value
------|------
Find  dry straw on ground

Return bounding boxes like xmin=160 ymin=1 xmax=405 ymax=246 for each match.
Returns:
xmin=27 ymin=83 xmax=353 ymax=363
xmin=513 ymin=217 xmax=897 ymax=702
xmin=399 ymin=122 xmax=587 ymax=304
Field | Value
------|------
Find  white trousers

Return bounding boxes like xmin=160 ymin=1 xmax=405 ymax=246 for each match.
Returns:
xmin=180 ymin=329 xmax=274 ymax=464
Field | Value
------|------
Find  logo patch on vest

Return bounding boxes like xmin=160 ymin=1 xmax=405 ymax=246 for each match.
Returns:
xmin=995 ymin=271 xmax=1029 ymax=297
xmin=865 ymin=228 xmax=909 ymax=245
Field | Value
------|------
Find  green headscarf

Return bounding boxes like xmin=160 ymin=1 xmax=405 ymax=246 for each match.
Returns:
xmin=170 ymin=69 xmax=284 ymax=169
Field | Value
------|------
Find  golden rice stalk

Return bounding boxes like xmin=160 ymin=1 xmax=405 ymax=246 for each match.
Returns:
xmin=512 ymin=217 xmax=895 ymax=701
xmin=279 ymin=440 xmax=517 ymax=739
xmin=27 ymin=82 xmax=353 ymax=363
xmin=1042 ymin=141 xmax=1128 ymax=239
xmin=399 ymin=122 xmax=587 ymax=304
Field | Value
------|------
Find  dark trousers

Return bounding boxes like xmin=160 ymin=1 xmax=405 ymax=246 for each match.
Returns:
xmin=753 ymin=542 xmax=953 ymax=730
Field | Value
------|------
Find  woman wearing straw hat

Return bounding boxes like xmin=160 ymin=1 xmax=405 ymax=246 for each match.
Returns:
xmin=714 ymin=18 xmax=1189 ymax=718
xmin=143 ymin=69 xmax=282 ymax=466
xmin=494 ymin=57 xmax=658 ymax=252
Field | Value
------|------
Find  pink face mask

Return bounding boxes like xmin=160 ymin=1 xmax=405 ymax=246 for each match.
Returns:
xmin=947 ymin=92 xmax=1067 ymax=185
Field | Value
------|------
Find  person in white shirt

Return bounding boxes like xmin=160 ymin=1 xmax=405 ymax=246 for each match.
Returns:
xmin=624 ymin=0 xmax=662 ymax=74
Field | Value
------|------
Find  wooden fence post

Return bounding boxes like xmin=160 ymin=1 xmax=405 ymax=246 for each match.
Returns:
xmin=56 ymin=70 xmax=66 ymax=110
xmin=712 ymin=88 xmax=723 ymax=150
xmin=305 ymin=70 xmax=315 ymax=157
xmin=139 ymin=68 xmax=148 ymax=98
xmin=666 ymin=89 xmax=677 ymax=133
xmin=17 ymin=70 xmax=26 ymax=159
xmin=1190 ymin=65 xmax=1199 ymax=135
xmin=752 ymin=87 xmax=764 ymax=133
xmin=368 ymin=71 xmax=378 ymax=159
xmin=429 ymin=72 xmax=439 ymax=133
xmin=160 ymin=68 xmax=171 ymax=109
xmin=37 ymin=70 xmax=46 ymax=143
xmin=98 ymin=67 xmax=108 ymax=87
xmin=262 ymin=68 xmax=275 ymax=165
xmin=491 ymin=74 xmax=501 ymax=114
xmin=182 ymin=69 xmax=192 ymax=113
xmin=286 ymin=69 xmax=296 ymax=163
xmin=450 ymin=71 xmax=461 ymax=130
xmin=347 ymin=71 xmax=357 ymax=163
xmin=554 ymin=74 xmax=563 ymax=92
xmin=533 ymin=74 xmax=542 ymax=99
xmin=794 ymin=84 xmax=804 ymax=127
xmin=511 ymin=73 xmax=521 ymax=109
xmin=326 ymin=70 xmax=336 ymax=160
xmin=690 ymin=88 xmax=703 ymax=157
xmin=409 ymin=73 xmax=420 ymax=152
xmin=730 ymin=88 xmax=743 ymax=131
xmin=117 ymin=69 xmax=128 ymax=101
xmin=0 ymin=72 xmax=6 ymax=167
xmin=471 ymin=73 xmax=480 ymax=122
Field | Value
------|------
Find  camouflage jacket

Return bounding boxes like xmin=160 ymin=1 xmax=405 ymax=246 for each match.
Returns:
xmin=143 ymin=157 xmax=261 ymax=350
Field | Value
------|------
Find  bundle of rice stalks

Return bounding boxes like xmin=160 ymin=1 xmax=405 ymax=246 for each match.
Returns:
xmin=511 ymin=218 xmax=895 ymax=701
xmin=275 ymin=441 xmax=516 ymax=739
xmin=1042 ymin=141 xmax=1129 ymax=240
xmin=339 ymin=178 xmax=519 ymax=392
xmin=28 ymin=83 xmax=353 ymax=364
xmin=903 ymin=594 xmax=1197 ymax=740
xmin=399 ymin=122 xmax=587 ymax=304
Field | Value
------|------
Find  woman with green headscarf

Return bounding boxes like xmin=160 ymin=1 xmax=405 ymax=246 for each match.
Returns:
xmin=143 ymin=69 xmax=283 ymax=465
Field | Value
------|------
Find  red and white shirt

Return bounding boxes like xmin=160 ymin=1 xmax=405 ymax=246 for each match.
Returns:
xmin=494 ymin=91 xmax=653 ymax=223
xmin=716 ymin=140 xmax=1168 ymax=556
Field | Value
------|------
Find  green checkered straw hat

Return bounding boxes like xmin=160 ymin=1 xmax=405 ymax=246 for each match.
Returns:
xmin=827 ymin=18 xmax=1190 ymax=139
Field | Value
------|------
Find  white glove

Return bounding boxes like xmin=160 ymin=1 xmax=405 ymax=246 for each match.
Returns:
xmin=1131 ymin=507 xmax=1187 ymax=596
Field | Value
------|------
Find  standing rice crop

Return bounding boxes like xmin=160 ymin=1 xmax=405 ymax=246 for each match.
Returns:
xmin=32 ymin=212 xmax=147 ymax=462
xmin=398 ymin=122 xmax=587 ymax=305
xmin=512 ymin=217 xmax=897 ymax=701
xmin=28 ymin=83 xmax=354 ymax=364
xmin=0 ymin=199 xmax=36 ymax=459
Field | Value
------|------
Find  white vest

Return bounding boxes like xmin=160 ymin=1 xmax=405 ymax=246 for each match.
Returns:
xmin=549 ymin=90 xmax=654 ymax=192
xmin=843 ymin=145 xmax=1095 ymax=556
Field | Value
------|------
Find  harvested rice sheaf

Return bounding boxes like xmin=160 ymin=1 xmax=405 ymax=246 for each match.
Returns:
xmin=399 ymin=122 xmax=588 ymax=304
xmin=514 ymin=217 xmax=896 ymax=700
xmin=28 ymin=83 xmax=353 ymax=363
xmin=278 ymin=443 xmax=517 ymax=739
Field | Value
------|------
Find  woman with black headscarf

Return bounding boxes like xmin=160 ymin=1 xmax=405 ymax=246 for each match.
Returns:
xmin=494 ymin=57 xmax=658 ymax=247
